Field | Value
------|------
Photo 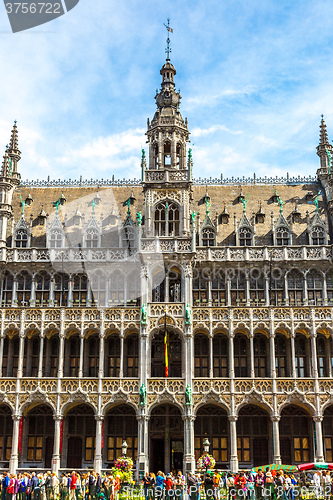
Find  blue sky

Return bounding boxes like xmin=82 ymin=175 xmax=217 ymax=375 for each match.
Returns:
xmin=1 ymin=0 xmax=333 ymax=181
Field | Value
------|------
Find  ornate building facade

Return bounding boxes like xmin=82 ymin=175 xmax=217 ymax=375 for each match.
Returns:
xmin=0 ymin=53 xmax=333 ymax=477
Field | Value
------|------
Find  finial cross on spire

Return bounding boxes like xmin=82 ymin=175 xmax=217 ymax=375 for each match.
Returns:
xmin=164 ymin=18 xmax=173 ymax=60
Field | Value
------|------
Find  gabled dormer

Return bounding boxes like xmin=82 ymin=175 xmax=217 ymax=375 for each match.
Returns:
xmin=84 ymin=213 xmax=101 ymax=248
xmin=46 ymin=212 xmax=65 ymax=249
xmin=307 ymin=211 xmax=328 ymax=245
xmin=200 ymin=214 xmax=216 ymax=247
xmin=13 ymin=215 xmax=30 ymax=248
xmin=236 ymin=213 xmax=254 ymax=246
xmin=274 ymin=213 xmax=291 ymax=246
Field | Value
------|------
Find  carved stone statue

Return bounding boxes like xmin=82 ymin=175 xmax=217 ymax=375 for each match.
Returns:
xmin=185 ymin=304 xmax=191 ymax=325
xmin=141 ymin=303 xmax=147 ymax=325
xmin=139 ymin=383 xmax=147 ymax=405
xmin=185 ymin=384 xmax=192 ymax=405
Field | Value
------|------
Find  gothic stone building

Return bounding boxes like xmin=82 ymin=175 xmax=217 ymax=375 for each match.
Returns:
xmin=0 ymin=55 xmax=333 ymax=476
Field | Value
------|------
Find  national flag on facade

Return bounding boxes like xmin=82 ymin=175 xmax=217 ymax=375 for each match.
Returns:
xmin=167 ymin=27 xmax=173 ymax=33
xmin=164 ymin=330 xmax=169 ymax=377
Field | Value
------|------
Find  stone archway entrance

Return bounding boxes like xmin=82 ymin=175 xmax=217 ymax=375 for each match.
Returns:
xmin=149 ymin=404 xmax=183 ymax=473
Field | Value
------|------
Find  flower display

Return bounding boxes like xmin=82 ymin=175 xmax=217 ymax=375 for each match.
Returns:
xmin=197 ymin=453 xmax=216 ymax=470
xmin=114 ymin=456 xmax=134 ymax=472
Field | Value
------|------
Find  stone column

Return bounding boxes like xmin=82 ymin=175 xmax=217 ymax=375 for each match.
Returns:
xmin=270 ymin=332 xmax=276 ymax=379
xmin=265 ymin=275 xmax=270 ymax=306
xmin=249 ymin=330 xmax=255 ymax=378
xmin=98 ymin=331 xmax=105 ymax=379
xmin=313 ymin=416 xmax=325 ymax=462
xmin=271 ymin=415 xmax=281 ymax=464
xmin=119 ymin=332 xmax=124 ymax=378
xmin=38 ymin=332 xmax=45 ymax=378
xmin=229 ymin=416 xmax=238 ymax=473
xmin=184 ymin=412 xmax=195 ymax=474
xmin=229 ymin=332 xmax=234 ymax=379
xmin=30 ymin=276 xmax=36 ymax=307
xmin=323 ymin=274 xmax=328 ymax=305
xmin=78 ymin=331 xmax=85 ymax=378
xmin=284 ymin=274 xmax=289 ymax=306
xmin=290 ymin=332 xmax=296 ymax=378
xmin=310 ymin=331 xmax=318 ymax=379
xmin=9 ymin=415 xmax=21 ymax=473
xmin=0 ymin=334 xmax=4 ymax=376
xmin=209 ymin=334 xmax=213 ymax=378
xmin=303 ymin=276 xmax=308 ymax=306
xmin=137 ymin=413 xmax=149 ymax=480
xmin=57 ymin=333 xmax=65 ymax=378
xmin=94 ymin=416 xmax=104 ymax=473
xmin=17 ymin=332 xmax=25 ymax=379
xmin=52 ymin=416 xmax=62 ymax=474
xmin=245 ymin=271 xmax=250 ymax=307
xmin=12 ymin=276 xmax=17 ymax=306
xmin=226 ymin=277 xmax=231 ymax=306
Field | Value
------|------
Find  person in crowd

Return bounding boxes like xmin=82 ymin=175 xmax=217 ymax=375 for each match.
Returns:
xmin=187 ymin=473 xmax=198 ymax=500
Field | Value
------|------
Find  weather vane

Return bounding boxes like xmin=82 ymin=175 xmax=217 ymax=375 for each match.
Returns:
xmin=164 ymin=18 xmax=173 ymax=60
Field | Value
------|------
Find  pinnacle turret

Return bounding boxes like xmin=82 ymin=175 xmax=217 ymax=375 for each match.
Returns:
xmin=1 ymin=121 xmax=21 ymax=184
xmin=319 ymin=115 xmax=330 ymax=147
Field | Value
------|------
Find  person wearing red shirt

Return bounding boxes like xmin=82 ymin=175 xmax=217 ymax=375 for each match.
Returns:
xmin=69 ymin=472 xmax=77 ymax=500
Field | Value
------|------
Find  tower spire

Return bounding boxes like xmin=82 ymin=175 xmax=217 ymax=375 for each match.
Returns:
xmin=164 ymin=18 xmax=173 ymax=61
xmin=319 ymin=114 xmax=329 ymax=146
xmin=317 ymin=115 xmax=333 ymax=178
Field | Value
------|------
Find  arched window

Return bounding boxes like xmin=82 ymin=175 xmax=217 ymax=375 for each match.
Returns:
xmin=307 ymin=270 xmax=323 ymax=306
xmin=35 ymin=272 xmax=50 ymax=305
xmin=295 ymin=334 xmax=308 ymax=377
xmin=153 ymin=143 xmax=159 ymax=168
xmin=73 ymin=274 xmax=88 ymax=306
xmin=168 ymin=266 xmax=181 ymax=303
xmin=68 ymin=335 xmax=80 ymax=377
xmin=193 ymin=273 xmax=207 ymax=305
xmin=311 ymin=226 xmax=325 ymax=245
xmin=230 ymin=271 xmax=246 ymax=305
xmin=124 ymin=334 xmax=138 ymax=377
xmin=280 ymin=406 xmax=311 ymax=463
xmin=26 ymin=405 xmax=54 ymax=467
xmin=270 ymin=269 xmax=284 ymax=306
xmin=254 ymin=334 xmax=268 ymax=377
xmin=194 ymin=333 xmax=209 ymax=377
xmin=87 ymin=336 xmax=99 ymax=377
xmin=0 ymin=405 xmax=13 ymax=461
xmin=17 ymin=271 xmax=32 ymax=306
xmin=1 ymin=272 xmax=13 ymax=306
xmin=45 ymin=335 xmax=59 ymax=377
xmin=106 ymin=334 xmax=120 ymax=377
xmin=49 ymin=230 xmax=63 ymax=248
xmin=176 ymin=143 xmax=183 ymax=168
xmin=211 ymin=272 xmax=226 ymax=305
xmin=109 ymin=272 xmax=125 ymax=306
xmin=154 ymin=201 xmax=180 ymax=237
xmin=86 ymin=229 xmax=99 ymax=248
xmin=213 ymin=333 xmax=228 ymax=377
xmin=152 ymin=268 xmax=165 ymax=303
xmin=66 ymin=405 xmax=95 ymax=467
xmin=163 ymin=141 xmax=171 ymax=167
xmin=195 ymin=406 xmax=228 ymax=466
xmin=276 ymin=228 xmax=289 ymax=246
xmin=15 ymin=229 xmax=28 ymax=248
xmin=239 ymin=227 xmax=252 ymax=246
xmin=151 ymin=331 xmax=182 ymax=377
xmin=275 ymin=334 xmax=288 ymax=377
xmin=288 ymin=270 xmax=304 ymax=306
xmin=317 ymin=335 xmax=327 ymax=378
xmin=127 ymin=273 xmax=140 ymax=306
xmin=2 ymin=337 xmax=8 ymax=377
xmin=12 ymin=336 xmax=20 ymax=377
xmin=91 ymin=272 xmax=106 ymax=307
xmin=54 ymin=273 xmax=69 ymax=307
xmin=105 ymin=405 xmax=137 ymax=464
xmin=27 ymin=336 xmax=40 ymax=377
xmin=249 ymin=270 xmax=264 ymax=304
xmin=234 ymin=334 xmax=249 ymax=377
xmin=202 ymin=228 xmax=215 ymax=247
xmin=237 ymin=406 xmax=269 ymax=465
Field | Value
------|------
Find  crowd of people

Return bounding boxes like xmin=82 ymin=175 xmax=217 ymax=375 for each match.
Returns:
xmin=0 ymin=469 xmax=331 ymax=500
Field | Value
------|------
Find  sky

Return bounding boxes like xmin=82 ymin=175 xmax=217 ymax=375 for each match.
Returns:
xmin=1 ymin=0 xmax=333 ymax=182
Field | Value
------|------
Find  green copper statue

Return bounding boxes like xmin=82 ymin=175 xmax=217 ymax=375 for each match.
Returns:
xmin=7 ymin=157 xmax=12 ymax=177
xmin=185 ymin=384 xmax=192 ymax=405
xmin=190 ymin=211 xmax=198 ymax=226
xmin=125 ymin=198 xmax=131 ymax=216
xmin=204 ymin=197 xmax=211 ymax=216
xmin=188 ymin=148 xmax=192 ymax=160
xmin=19 ymin=195 xmax=26 ymax=214
xmin=239 ymin=194 xmax=249 ymax=213
xmin=314 ymin=191 xmax=321 ymax=212
xmin=141 ymin=303 xmax=147 ymax=325
xmin=136 ymin=211 xmax=143 ymax=226
xmin=139 ymin=383 xmax=147 ymax=405
xmin=185 ymin=304 xmax=191 ymax=325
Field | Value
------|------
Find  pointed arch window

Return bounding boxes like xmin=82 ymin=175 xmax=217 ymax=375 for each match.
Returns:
xmin=295 ymin=334 xmax=308 ymax=377
xmin=230 ymin=271 xmax=246 ymax=305
xmin=91 ymin=272 xmax=106 ymax=307
xmin=15 ymin=229 xmax=28 ymax=248
xmin=276 ymin=228 xmax=290 ymax=246
xmin=17 ymin=271 xmax=32 ymax=306
xmin=193 ymin=273 xmax=207 ymax=305
xmin=1 ymin=271 xmax=13 ymax=306
xmin=194 ymin=333 xmax=209 ymax=377
xmin=317 ymin=335 xmax=327 ymax=377
xmin=202 ymin=228 xmax=215 ymax=247
xmin=176 ymin=143 xmax=183 ymax=169
xmin=49 ymin=230 xmax=63 ymax=248
xmin=249 ymin=270 xmax=264 ymax=304
xmin=68 ymin=335 xmax=80 ymax=377
xmin=254 ymin=334 xmax=268 ymax=377
xmin=270 ymin=269 xmax=284 ymax=306
xmin=307 ymin=270 xmax=323 ymax=305
xmin=54 ymin=273 xmax=69 ymax=307
xmin=109 ymin=272 xmax=125 ymax=306
xmin=275 ymin=334 xmax=288 ymax=377
xmin=35 ymin=271 xmax=50 ymax=305
xmin=153 ymin=143 xmax=159 ymax=168
xmin=122 ymin=227 xmax=136 ymax=251
xmin=88 ymin=335 xmax=99 ymax=377
xmin=125 ymin=334 xmax=138 ymax=377
xmin=213 ymin=333 xmax=228 ymax=377
xmin=288 ymin=270 xmax=304 ymax=306
xmin=311 ymin=226 xmax=326 ymax=245
xmin=86 ymin=229 xmax=99 ymax=248
xmin=163 ymin=142 xmax=171 ymax=167
xmin=234 ymin=334 xmax=249 ymax=377
xmin=73 ymin=274 xmax=88 ymax=306
xmin=154 ymin=201 xmax=180 ymax=237
xmin=211 ymin=271 xmax=226 ymax=305
xmin=239 ymin=227 xmax=252 ymax=246
xmin=106 ymin=334 xmax=120 ymax=377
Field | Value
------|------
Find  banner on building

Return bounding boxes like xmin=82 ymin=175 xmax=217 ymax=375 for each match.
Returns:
xmin=60 ymin=419 xmax=64 ymax=454
xmin=18 ymin=417 xmax=23 ymax=454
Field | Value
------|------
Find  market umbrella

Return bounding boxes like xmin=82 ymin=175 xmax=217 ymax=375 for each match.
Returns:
xmin=251 ymin=464 xmax=298 ymax=473
xmin=297 ymin=463 xmax=333 ymax=471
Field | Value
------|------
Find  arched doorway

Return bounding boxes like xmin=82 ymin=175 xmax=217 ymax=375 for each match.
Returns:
xmin=104 ymin=405 xmax=138 ymax=466
xmin=151 ymin=330 xmax=182 ymax=377
xmin=195 ymin=405 xmax=228 ymax=467
xmin=0 ymin=405 xmax=13 ymax=466
xmin=149 ymin=404 xmax=183 ymax=473
xmin=280 ymin=405 xmax=312 ymax=464
xmin=64 ymin=404 xmax=95 ymax=469
xmin=237 ymin=405 xmax=270 ymax=467
xmin=322 ymin=406 xmax=333 ymax=461
xmin=22 ymin=404 xmax=54 ymax=469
